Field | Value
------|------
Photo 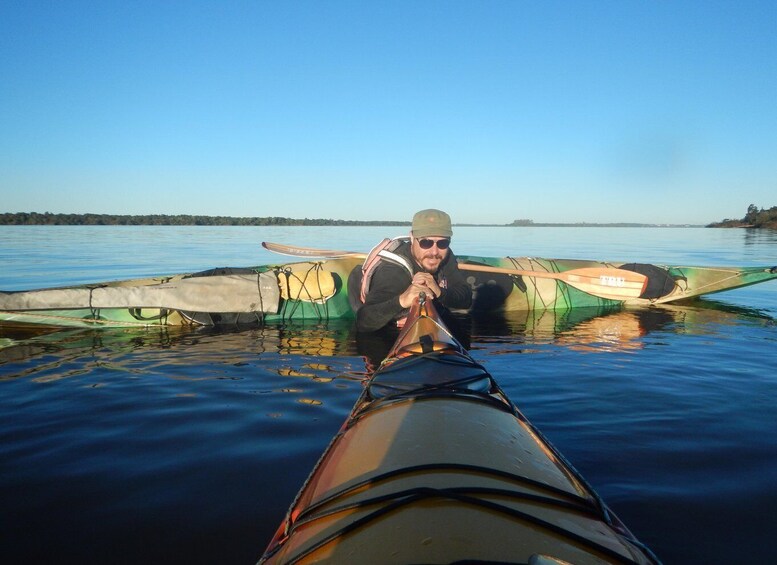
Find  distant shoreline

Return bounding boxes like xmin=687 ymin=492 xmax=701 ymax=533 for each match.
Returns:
xmin=0 ymin=212 xmax=704 ymax=228
xmin=705 ymin=205 xmax=777 ymax=229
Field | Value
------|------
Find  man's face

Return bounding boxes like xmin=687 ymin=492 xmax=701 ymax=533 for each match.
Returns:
xmin=411 ymin=236 xmax=450 ymax=273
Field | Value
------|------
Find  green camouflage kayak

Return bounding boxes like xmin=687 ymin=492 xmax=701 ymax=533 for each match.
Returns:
xmin=1 ymin=254 xmax=775 ymax=328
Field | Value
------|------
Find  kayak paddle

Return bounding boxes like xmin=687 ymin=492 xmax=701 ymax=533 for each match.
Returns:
xmin=261 ymin=242 xmax=648 ymax=301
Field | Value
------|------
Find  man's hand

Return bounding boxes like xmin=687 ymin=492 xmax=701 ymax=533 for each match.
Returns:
xmin=398 ymin=273 xmax=441 ymax=308
xmin=412 ymin=272 xmax=442 ymax=297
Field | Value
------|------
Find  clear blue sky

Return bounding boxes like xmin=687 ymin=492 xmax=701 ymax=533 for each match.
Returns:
xmin=2 ymin=1 xmax=775 ymax=225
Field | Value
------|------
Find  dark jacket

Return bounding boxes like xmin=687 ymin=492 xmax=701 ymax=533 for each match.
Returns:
xmin=355 ymin=240 xmax=472 ymax=332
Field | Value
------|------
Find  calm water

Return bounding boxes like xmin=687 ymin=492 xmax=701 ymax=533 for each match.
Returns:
xmin=1 ymin=226 xmax=776 ymax=564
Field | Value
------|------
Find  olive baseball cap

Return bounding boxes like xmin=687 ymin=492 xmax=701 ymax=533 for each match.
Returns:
xmin=411 ymin=209 xmax=453 ymax=238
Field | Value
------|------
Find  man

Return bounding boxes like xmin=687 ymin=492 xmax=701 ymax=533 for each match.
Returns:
xmin=355 ymin=209 xmax=472 ymax=332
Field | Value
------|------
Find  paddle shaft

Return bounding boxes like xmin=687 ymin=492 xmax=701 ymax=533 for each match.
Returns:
xmin=261 ymin=241 xmax=648 ymax=300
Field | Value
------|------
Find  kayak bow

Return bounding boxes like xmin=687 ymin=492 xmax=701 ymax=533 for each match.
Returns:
xmin=258 ymin=294 xmax=659 ymax=564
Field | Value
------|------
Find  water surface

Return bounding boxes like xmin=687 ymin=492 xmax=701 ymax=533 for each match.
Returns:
xmin=1 ymin=226 xmax=776 ymax=563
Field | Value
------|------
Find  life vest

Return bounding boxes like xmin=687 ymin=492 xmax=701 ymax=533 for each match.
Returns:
xmin=358 ymin=237 xmax=414 ymax=303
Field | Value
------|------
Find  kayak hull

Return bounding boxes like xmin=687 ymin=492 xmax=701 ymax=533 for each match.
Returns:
xmin=259 ymin=297 xmax=658 ymax=563
xmin=1 ymin=255 xmax=774 ymax=328
xmin=262 ymin=398 xmax=654 ymax=564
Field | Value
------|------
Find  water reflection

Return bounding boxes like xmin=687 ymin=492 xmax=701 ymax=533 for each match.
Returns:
xmin=0 ymin=321 xmax=361 ymax=382
xmin=742 ymin=227 xmax=777 ymax=246
xmin=470 ymin=300 xmax=774 ymax=353
xmin=2 ymin=299 xmax=772 ymax=372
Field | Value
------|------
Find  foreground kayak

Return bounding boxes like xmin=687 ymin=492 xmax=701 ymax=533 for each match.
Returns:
xmin=1 ymin=253 xmax=775 ymax=327
xmin=258 ymin=294 xmax=659 ymax=564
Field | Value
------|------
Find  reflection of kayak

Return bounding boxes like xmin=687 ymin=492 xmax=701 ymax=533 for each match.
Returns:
xmin=0 ymin=320 xmax=358 ymax=367
xmin=472 ymin=299 xmax=776 ymax=353
xmin=259 ymin=295 xmax=659 ymax=564
xmin=6 ymin=297 xmax=767 ymax=365
xmin=1 ymin=254 xmax=775 ymax=327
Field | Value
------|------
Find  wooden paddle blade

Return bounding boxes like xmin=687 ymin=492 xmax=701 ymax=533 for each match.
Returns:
xmin=559 ymin=267 xmax=648 ymax=300
xmin=262 ymin=242 xmax=366 ymax=259
xmin=458 ymin=263 xmax=648 ymax=300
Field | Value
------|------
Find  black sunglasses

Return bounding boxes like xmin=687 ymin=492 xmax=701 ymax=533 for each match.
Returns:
xmin=417 ymin=238 xmax=451 ymax=250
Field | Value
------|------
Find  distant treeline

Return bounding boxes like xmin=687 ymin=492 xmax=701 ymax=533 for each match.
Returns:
xmin=0 ymin=212 xmax=410 ymax=227
xmin=7 ymin=210 xmax=767 ymax=227
xmin=507 ymin=219 xmax=681 ymax=227
xmin=707 ymin=204 xmax=777 ymax=229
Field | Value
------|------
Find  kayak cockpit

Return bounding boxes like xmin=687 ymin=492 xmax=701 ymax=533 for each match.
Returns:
xmin=367 ymin=293 xmax=494 ymax=400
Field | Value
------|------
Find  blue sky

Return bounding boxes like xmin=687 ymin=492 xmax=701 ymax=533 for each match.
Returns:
xmin=1 ymin=1 xmax=775 ymax=225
